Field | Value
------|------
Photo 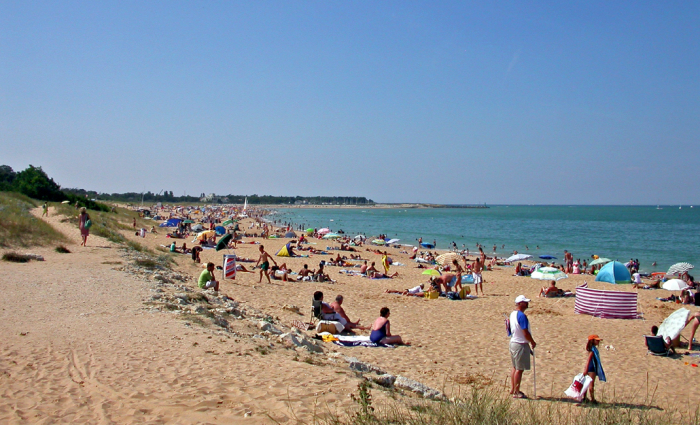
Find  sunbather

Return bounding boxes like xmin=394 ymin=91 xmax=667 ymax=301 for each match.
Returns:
xmin=385 ymin=284 xmax=425 ymax=297
xmin=330 ymin=295 xmax=368 ymax=330
xmin=369 ymin=307 xmax=409 ymax=345
xmin=370 ymin=271 xmax=398 ymax=279
xmin=538 ymin=280 xmax=569 ymax=297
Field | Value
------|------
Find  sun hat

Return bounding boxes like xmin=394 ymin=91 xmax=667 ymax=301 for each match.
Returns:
xmin=514 ymin=295 xmax=531 ymax=304
xmin=588 ymin=334 xmax=602 ymax=341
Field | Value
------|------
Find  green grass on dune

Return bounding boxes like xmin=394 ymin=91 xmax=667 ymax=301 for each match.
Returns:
xmin=322 ymin=382 xmax=700 ymax=425
xmin=0 ymin=192 xmax=68 ymax=247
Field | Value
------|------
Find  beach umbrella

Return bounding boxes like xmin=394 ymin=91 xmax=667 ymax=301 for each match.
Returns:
xmin=539 ymin=255 xmax=557 ymax=260
xmin=61 ymin=200 xmax=70 ymax=204
xmin=505 ymin=254 xmax=533 ymax=263
xmin=436 ymin=252 xmax=460 ymax=265
xmin=305 ymin=228 xmax=314 ymax=234
xmin=531 ymin=267 xmax=568 ymax=281
xmin=323 ymin=233 xmax=341 ymax=239
xmin=657 ymin=308 xmax=690 ymax=341
xmin=318 ymin=228 xmax=331 ymax=235
xmin=214 ymin=226 xmax=226 ymax=235
xmin=589 ymin=257 xmax=612 ymax=266
xmin=221 ymin=219 xmax=233 ymax=226
xmin=197 ymin=230 xmax=216 ymax=240
xmin=662 ymin=279 xmax=689 ymax=291
xmin=353 ymin=235 xmax=366 ymax=240
xmin=422 ymin=269 xmax=442 ymax=276
xmin=372 ymin=239 xmax=386 ymax=245
xmin=216 ymin=233 xmax=233 ymax=251
xmin=191 ymin=223 xmax=204 ymax=232
xmin=386 ymin=238 xmax=400 ymax=245
xmin=666 ymin=262 xmax=694 ymax=277
xmin=183 ymin=220 xmax=194 ymax=224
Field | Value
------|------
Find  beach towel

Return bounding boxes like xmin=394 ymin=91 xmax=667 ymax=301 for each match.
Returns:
xmin=323 ymin=333 xmax=393 ymax=348
xmin=591 ymin=346 xmax=606 ymax=382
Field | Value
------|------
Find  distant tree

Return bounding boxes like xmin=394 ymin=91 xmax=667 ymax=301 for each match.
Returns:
xmin=0 ymin=165 xmax=16 ymax=190
xmin=13 ymin=165 xmax=64 ymax=201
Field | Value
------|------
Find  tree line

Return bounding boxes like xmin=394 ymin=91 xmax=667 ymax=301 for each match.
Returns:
xmin=1 ymin=165 xmax=374 ymax=207
xmin=0 ymin=165 xmax=110 ymax=211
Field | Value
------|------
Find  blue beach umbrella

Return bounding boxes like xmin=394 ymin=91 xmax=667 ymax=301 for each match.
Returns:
xmin=595 ymin=261 xmax=632 ymax=284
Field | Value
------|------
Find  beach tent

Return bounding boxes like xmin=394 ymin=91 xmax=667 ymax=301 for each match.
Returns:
xmin=284 ymin=231 xmax=297 ymax=238
xmin=276 ymin=243 xmax=294 ymax=257
xmin=159 ymin=218 xmax=182 ymax=227
xmin=574 ymin=283 xmax=640 ymax=319
xmin=595 ymin=261 xmax=632 ymax=284
xmin=215 ymin=226 xmax=226 ymax=235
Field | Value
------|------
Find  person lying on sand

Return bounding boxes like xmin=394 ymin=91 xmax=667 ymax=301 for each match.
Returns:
xmin=385 ymin=284 xmax=425 ymax=297
xmin=370 ymin=271 xmax=398 ymax=279
xmin=330 ymin=295 xmax=368 ymax=330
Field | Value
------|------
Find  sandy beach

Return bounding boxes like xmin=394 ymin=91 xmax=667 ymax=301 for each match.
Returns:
xmin=1 ymin=206 xmax=699 ymax=424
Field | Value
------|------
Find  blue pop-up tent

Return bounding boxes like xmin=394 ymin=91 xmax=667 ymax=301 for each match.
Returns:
xmin=159 ymin=218 xmax=182 ymax=227
xmin=595 ymin=261 xmax=632 ymax=284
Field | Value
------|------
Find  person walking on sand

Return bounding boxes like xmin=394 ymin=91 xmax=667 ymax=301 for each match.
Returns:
xmin=473 ymin=257 xmax=484 ymax=295
xmin=509 ymin=295 xmax=536 ymax=399
xmin=42 ymin=202 xmax=48 ymax=217
xmin=255 ymin=245 xmax=277 ymax=283
xmin=580 ymin=335 xmax=606 ymax=404
xmin=78 ymin=207 xmax=90 ymax=247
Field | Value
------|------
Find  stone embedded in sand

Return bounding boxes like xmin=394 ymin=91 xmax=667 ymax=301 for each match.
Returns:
xmin=278 ymin=333 xmax=323 ymax=353
xmin=369 ymin=374 xmax=396 ymax=387
xmin=257 ymin=321 xmax=282 ymax=335
xmin=193 ymin=306 xmax=208 ymax=315
xmin=394 ymin=376 xmax=443 ymax=400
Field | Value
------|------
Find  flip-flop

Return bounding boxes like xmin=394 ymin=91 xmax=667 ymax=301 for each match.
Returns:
xmin=513 ymin=392 xmax=528 ymax=399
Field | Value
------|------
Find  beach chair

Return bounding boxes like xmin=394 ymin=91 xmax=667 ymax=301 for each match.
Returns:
xmin=644 ymin=335 xmax=671 ymax=356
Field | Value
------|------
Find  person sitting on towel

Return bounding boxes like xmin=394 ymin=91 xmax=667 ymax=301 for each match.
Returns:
xmin=297 ymin=264 xmax=315 ymax=281
xmin=314 ymin=291 xmax=346 ymax=326
xmin=538 ymin=280 xmax=567 ymax=297
xmin=330 ymin=295 xmax=368 ymax=330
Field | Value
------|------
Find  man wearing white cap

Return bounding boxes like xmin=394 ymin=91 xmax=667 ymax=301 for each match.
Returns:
xmin=509 ymin=295 xmax=536 ymax=398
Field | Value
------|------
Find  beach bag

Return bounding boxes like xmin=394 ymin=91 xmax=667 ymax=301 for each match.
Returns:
xmin=84 ymin=219 xmax=92 ymax=229
xmin=316 ymin=321 xmax=344 ymax=334
xmin=447 ymin=291 xmax=460 ymax=300
xmin=424 ymin=290 xmax=439 ymax=299
xmin=564 ymin=373 xmax=593 ymax=401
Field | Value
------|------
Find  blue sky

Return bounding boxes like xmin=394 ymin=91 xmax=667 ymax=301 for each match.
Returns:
xmin=1 ymin=1 xmax=698 ymax=204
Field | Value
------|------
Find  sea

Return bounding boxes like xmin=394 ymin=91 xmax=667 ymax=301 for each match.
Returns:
xmin=272 ymin=205 xmax=699 ymax=274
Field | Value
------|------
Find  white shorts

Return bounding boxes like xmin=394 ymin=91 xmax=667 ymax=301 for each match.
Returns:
xmin=472 ymin=273 xmax=482 ymax=284
xmin=204 ymin=280 xmax=217 ymax=289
